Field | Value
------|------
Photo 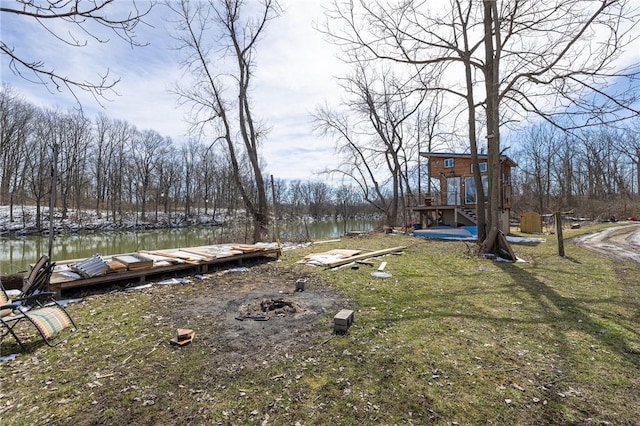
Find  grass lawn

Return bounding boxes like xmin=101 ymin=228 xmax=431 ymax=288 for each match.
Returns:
xmin=1 ymin=224 xmax=639 ymax=425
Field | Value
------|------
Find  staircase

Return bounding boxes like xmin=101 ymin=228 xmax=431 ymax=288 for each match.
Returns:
xmin=458 ymin=207 xmax=477 ymax=225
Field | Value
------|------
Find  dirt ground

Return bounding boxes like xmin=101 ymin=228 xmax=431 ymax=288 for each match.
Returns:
xmin=72 ymin=261 xmax=353 ymax=372
xmin=574 ymin=223 xmax=640 ymax=265
xmin=174 ymin=265 xmax=350 ymax=365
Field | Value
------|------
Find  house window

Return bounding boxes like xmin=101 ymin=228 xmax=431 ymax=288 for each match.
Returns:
xmin=444 ymin=158 xmax=454 ymax=168
xmin=465 ymin=177 xmax=476 ymax=204
xmin=464 ymin=176 xmax=489 ymax=204
xmin=471 ymin=162 xmax=488 ymax=173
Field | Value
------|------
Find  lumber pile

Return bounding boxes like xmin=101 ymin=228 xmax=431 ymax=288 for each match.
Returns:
xmin=113 ymin=254 xmax=154 ymax=270
xmin=299 ymin=246 xmax=406 ymax=268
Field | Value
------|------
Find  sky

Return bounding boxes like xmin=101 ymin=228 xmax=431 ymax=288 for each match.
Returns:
xmin=1 ymin=1 xmax=639 ymax=183
xmin=0 ymin=0 xmax=349 ymax=181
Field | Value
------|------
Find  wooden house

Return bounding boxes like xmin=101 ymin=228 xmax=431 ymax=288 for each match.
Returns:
xmin=411 ymin=152 xmax=517 ymax=232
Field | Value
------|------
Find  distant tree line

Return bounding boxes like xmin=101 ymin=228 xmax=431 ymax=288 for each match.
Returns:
xmin=3 ymin=83 xmax=639 ymax=236
xmin=0 ymin=85 xmax=378 ymax=234
xmin=510 ymin=121 xmax=640 ymax=219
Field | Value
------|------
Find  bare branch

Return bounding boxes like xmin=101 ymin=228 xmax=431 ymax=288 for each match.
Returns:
xmin=1 ymin=0 xmax=154 ymax=107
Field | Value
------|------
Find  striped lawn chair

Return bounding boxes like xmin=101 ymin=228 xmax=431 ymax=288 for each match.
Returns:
xmin=1 ymin=284 xmax=77 ymax=352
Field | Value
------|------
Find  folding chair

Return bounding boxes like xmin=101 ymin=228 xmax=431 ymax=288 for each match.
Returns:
xmin=20 ymin=255 xmax=56 ymax=300
xmin=1 ymin=284 xmax=77 ymax=352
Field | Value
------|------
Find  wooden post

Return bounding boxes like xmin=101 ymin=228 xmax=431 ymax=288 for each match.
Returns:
xmin=343 ymin=200 xmax=347 ymax=236
xmin=555 ymin=211 xmax=565 ymax=257
xmin=48 ymin=143 xmax=59 ymax=263
xmin=270 ymin=175 xmax=279 ymax=241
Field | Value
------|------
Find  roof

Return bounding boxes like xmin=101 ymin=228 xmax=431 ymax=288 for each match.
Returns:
xmin=419 ymin=151 xmax=518 ymax=167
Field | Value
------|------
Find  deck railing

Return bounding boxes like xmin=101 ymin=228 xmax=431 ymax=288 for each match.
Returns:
xmin=406 ymin=192 xmax=442 ymax=207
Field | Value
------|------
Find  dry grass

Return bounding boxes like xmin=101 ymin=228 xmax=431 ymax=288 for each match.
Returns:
xmin=1 ymin=225 xmax=639 ymax=425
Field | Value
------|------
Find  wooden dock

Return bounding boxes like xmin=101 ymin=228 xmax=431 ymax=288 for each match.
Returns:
xmin=49 ymin=243 xmax=281 ymax=294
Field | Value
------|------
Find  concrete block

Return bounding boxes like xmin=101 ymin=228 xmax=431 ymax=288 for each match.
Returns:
xmin=334 ymin=309 xmax=354 ymax=334
xmin=334 ymin=309 xmax=354 ymax=325
xmin=334 ymin=324 xmax=349 ymax=334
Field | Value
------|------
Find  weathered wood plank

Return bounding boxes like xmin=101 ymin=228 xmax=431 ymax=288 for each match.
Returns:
xmin=322 ymin=246 xmax=406 ymax=268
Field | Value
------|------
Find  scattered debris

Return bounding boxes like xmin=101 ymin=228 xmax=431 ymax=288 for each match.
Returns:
xmin=69 ymin=254 xmax=109 ymax=278
xmin=312 ymin=239 xmax=341 ymax=245
xmin=511 ymin=383 xmax=526 ymax=392
xmin=299 ymin=246 xmax=406 ymax=268
xmin=156 ymin=277 xmax=190 ymax=285
xmin=56 ymin=298 xmax=83 ymax=306
xmin=114 ymin=253 xmax=155 ymax=270
xmin=238 ymin=297 xmax=305 ymax=320
xmin=298 ymin=249 xmax=362 ymax=266
xmin=222 ymin=267 xmax=250 ymax=274
xmin=125 ymin=284 xmax=152 ymax=291
xmin=344 ymin=230 xmax=370 ymax=237
xmin=170 ymin=328 xmax=195 ymax=346
xmin=0 ymin=353 xmax=19 ymax=362
xmin=49 ymin=243 xmax=280 ymax=293
xmin=235 ymin=315 xmax=268 ymax=321
xmin=506 ymin=236 xmax=546 ymax=243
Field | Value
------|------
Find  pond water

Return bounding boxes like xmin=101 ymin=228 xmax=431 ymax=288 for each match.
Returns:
xmin=0 ymin=219 xmax=379 ymax=274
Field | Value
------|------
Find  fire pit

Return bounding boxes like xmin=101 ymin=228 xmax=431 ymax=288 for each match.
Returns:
xmin=237 ymin=297 xmax=305 ymax=320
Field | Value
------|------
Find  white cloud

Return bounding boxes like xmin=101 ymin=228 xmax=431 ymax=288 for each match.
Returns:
xmin=4 ymin=1 xmax=636 ymax=182
xmin=1 ymin=0 xmax=347 ymax=181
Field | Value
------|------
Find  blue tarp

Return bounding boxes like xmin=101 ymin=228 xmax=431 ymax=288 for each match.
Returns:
xmin=412 ymin=226 xmax=477 ymax=240
xmin=413 ymin=226 xmax=546 ymax=244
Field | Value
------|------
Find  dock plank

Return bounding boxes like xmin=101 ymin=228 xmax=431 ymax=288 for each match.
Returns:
xmin=48 ymin=244 xmax=280 ymax=293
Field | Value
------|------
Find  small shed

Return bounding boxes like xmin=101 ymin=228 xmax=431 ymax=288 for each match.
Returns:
xmin=520 ymin=212 xmax=542 ymax=234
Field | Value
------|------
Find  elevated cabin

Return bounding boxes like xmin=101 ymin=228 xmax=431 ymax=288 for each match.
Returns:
xmin=411 ymin=152 xmax=517 ymax=232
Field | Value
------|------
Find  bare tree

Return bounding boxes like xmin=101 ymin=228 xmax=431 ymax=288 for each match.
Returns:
xmin=0 ymin=86 xmax=35 ymax=218
xmin=322 ymin=0 xmax=639 ymax=254
xmin=514 ymin=124 xmax=560 ymax=213
xmin=106 ymin=119 xmax=133 ymax=223
xmin=25 ymin=109 xmax=59 ymax=229
xmin=55 ymin=110 xmax=92 ymax=220
xmin=314 ymin=61 xmax=433 ymax=227
xmin=511 ymin=119 xmax=640 ymax=218
xmin=168 ymin=0 xmax=279 ymax=242
xmin=129 ymin=129 xmax=170 ymax=221
xmin=1 ymin=0 xmax=153 ymax=105
xmin=92 ymin=113 xmax=121 ymax=218
xmin=181 ymin=138 xmax=202 ymax=217
xmin=303 ymin=181 xmax=333 ymax=220
xmin=618 ymin=120 xmax=640 ymax=196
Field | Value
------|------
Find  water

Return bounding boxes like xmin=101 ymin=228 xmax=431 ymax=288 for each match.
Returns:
xmin=0 ymin=219 xmax=379 ymax=274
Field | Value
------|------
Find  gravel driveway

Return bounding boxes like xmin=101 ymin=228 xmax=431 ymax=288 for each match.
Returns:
xmin=574 ymin=223 xmax=640 ymax=265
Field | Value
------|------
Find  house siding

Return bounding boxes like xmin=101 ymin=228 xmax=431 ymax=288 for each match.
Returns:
xmin=428 ymin=155 xmax=512 ymax=210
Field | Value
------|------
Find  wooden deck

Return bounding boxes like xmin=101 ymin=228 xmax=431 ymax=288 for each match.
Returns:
xmin=49 ymin=243 xmax=281 ymax=294
xmin=411 ymin=205 xmax=477 ymax=228
xmin=411 ymin=205 xmax=455 ymax=228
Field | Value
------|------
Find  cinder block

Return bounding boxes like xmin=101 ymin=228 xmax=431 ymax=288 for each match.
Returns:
xmin=334 ymin=309 xmax=354 ymax=325
xmin=334 ymin=323 xmax=349 ymax=334
xmin=334 ymin=309 xmax=355 ymax=334
xmin=296 ymin=279 xmax=306 ymax=291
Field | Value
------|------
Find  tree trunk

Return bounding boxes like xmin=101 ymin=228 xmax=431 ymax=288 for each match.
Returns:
xmin=480 ymin=0 xmax=513 ymax=259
